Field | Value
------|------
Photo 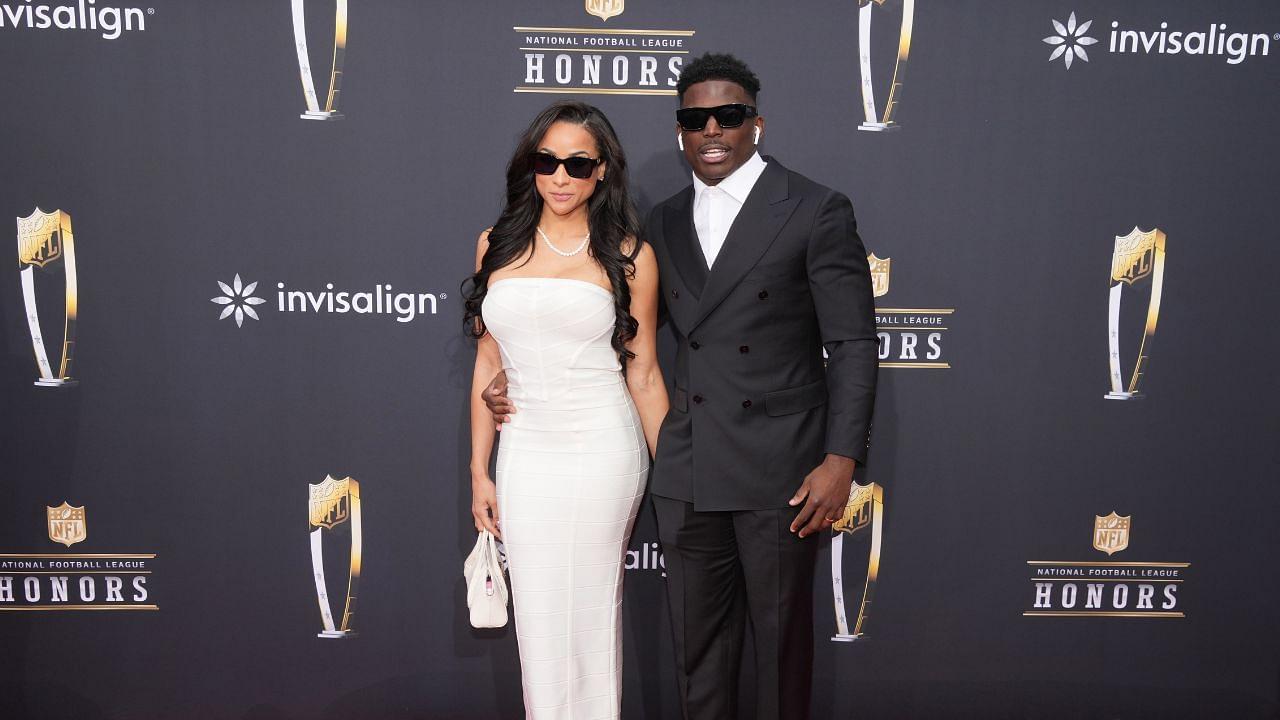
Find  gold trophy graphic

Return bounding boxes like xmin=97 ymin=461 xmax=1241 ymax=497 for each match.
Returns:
xmin=831 ymin=481 xmax=884 ymax=641
xmin=856 ymin=0 xmax=914 ymax=132
xmin=16 ymin=208 xmax=78 ymax=387
xmin=309 ymin=475 xmax=362 ymax=638
xmin=1106 ymin=227 xmax=1167 ymax=400
xmin=291 ymin=0 xmax=347 ymax=120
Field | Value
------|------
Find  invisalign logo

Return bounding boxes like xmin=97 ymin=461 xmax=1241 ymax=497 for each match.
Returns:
xmin=0 ymin=1 xmax=152 ymax=40
xmin=1109 ymin=20 xmax=1274 ymax=65
xmin=276 ymin=282 xmax=447 ymax=324
xmin=210 ymin=275 xmax=448 ymax=326
xmin=1045 ymin=11 xmax=1277 ymax=68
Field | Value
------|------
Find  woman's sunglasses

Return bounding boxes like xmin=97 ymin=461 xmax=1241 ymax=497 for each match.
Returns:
xmin=676 ymin=103 xmax=758 ymax=132
xmin=531 ymin=153 xmax=602 ymax=180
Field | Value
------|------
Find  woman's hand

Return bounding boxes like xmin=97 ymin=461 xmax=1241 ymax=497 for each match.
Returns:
xmin=471 ymin=475 xmax=502 ymax=540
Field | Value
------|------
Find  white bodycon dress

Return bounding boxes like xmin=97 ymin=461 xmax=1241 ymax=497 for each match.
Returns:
xmin=482 ymin=276 xmax=648 ymax=720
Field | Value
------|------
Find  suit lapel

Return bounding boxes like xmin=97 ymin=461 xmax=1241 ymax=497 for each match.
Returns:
xmin=663 ymin=186 xmax=709 ymax=297
xmin=691 ymin=161 xmax=798 ymax=332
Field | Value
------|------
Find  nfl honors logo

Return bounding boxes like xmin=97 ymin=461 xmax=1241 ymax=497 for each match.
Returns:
xmin=863 ymin=249 xmax=952 ymax=369
xmin=46 ymin=502 xmax=86 ymax=547
xmin=1026 ymin=512 xmax=1186 ymax=618
xmin=585 ymin=0 xmax=624 ymax=21
xmin=867 ymin=253 xmax=891 ymax=298
xmin=514 ymin=0 xmax=689 ymax=96
xmin=1093 ymin=512 xmax=1131 ymax=556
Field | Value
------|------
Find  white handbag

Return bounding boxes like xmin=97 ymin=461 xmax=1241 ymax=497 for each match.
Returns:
xmin=463 ymin=530 xmax=509 ymax=628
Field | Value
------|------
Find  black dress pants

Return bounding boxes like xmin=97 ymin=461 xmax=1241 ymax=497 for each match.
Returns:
xmin=652 ymin=495 xmax=820 ymax=720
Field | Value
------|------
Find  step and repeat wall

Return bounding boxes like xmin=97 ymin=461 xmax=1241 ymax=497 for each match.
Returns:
xmin=2 ymin=1 xmax=1278 ymax=718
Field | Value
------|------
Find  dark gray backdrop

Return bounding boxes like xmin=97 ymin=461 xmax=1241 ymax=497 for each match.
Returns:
xmin=2 ymin=1 xmax=1278 ymax=718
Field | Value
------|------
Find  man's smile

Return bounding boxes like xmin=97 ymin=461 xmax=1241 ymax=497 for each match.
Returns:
xmin=698 ymin=143 xmax=731 ymax=163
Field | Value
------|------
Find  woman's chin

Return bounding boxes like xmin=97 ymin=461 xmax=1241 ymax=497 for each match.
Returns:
xmin=545 ymin=199 xmax=585 ymax=216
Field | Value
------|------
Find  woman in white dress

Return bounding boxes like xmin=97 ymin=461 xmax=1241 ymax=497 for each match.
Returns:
xmin=464 ymin=101 xmax=669 ymax=719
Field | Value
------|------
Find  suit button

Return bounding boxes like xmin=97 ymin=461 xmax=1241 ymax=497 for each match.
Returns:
xmin=690 ymin=341 xmax=700 ymax=350
xmin=742 ymin=400 xmax=752 ymax=408
xmin=692 ymin=394 xmax=704 ymax=404
xmin=672 ymin=289 xmax=680 ymax=298
xmin=758 ymin=290 xmax=769 ymax=299
xmin=739 ymin=345 xmax=749 ymax=353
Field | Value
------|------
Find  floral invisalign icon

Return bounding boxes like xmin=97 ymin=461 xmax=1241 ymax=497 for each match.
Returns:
xmin=211 ymin=274 xmax=266 ymax=327
xmin=1044 ymin=12 xmax=1097 ymax=69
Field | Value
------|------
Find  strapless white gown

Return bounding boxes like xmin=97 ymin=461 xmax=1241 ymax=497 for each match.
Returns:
xmin=482 ymin=277 xmax=649 ymax=720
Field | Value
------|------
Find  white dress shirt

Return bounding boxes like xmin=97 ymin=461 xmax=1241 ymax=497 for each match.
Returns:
xmin=692 ymin=152 xmax=768 ymax=267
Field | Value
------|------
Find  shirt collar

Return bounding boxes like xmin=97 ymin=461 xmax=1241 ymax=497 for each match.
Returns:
xmin=692 ymin=152 xmax=768 ymax=205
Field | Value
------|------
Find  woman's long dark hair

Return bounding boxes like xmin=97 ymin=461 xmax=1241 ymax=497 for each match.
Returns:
xmin=463 ymin=101 xmax=642 ymax=365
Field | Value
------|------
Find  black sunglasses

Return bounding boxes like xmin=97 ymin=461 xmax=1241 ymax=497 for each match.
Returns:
xmin=676 ymin=103 xmax=758 ymax=131
xmin=531 ymin=153 xmax=602 ymax=179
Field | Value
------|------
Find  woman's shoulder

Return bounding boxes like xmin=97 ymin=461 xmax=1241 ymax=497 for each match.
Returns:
xmin=474 ymin=227 xmax=495 ymax=270
xmin=620 ymin=234 xmax=651 ymax=258
xmin=625 ymin=237 xmax=656 ymax=275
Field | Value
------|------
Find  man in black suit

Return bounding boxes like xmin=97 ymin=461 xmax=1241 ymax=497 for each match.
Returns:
xmin=483 ymin=53 xmax=877 ymax=720
xmin=645 ymin=53 xmax=878 ymax=720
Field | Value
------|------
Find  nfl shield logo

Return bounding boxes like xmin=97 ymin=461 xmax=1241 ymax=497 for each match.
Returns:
xmin=309 ymin=475 xmax=352 ymax=530
xmin=867 ymin=253 xmax=891 ymax=298
xmin=1110 ymin=227 xmax=1160 ymax=285
xmin=833 ymin=482 xmax=879 ymax=535
xmin=47 ymin=502 xmax=87 ymax=547
xmin=585 ymin=0 xmax=624 ymax=21
xmin=1093 ymin=512 xmax=1131 ymax=555
xmin=17 ymin=208 xmax=66 ymax=269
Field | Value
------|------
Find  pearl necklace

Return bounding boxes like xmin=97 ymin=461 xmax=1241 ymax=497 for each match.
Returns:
xmin=536 ymin=226 xmax=591 ymax=257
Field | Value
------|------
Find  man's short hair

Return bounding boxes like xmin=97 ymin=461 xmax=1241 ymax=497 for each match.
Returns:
xmin=677 ymin=53 xmax=761 ymax=102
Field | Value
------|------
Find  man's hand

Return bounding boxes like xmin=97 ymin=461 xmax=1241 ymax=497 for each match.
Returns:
xmin=480 ymin=370 xmax=516 ymax=430
xmin=788 ymin=454 xmax=857 ymax=538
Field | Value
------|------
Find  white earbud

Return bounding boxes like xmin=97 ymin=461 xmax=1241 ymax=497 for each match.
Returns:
xmin=678 ymin=134 xmax=684 ymax=151
xmin=753 ymin=127 xmax=761 ymax=145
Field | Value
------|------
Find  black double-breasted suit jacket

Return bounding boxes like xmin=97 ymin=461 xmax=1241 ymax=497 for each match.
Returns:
xmin=647 ymin=157 xmax=879 ymax=511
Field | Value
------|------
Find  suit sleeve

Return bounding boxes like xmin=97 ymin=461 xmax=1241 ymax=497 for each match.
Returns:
xmin=644 ymin=205 xmax=670 ymax=329
xmin=806 ymin=190 xmax=878 ymax=465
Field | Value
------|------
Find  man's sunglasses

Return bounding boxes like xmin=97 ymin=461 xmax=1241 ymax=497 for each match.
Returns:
xmin=531 ymin=153 xmax=602 ymax=179
xmin=676 ymin=103 xmax=758 ymax=132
